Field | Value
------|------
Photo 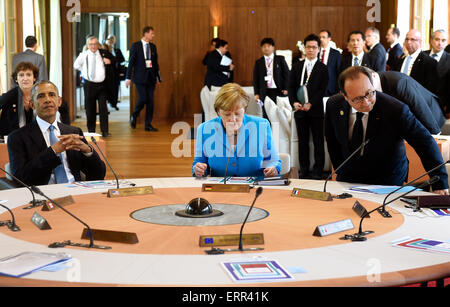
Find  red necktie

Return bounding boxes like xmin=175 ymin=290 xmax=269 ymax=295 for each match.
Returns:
xmin=321 ymin=49 xmax=326 ymax=63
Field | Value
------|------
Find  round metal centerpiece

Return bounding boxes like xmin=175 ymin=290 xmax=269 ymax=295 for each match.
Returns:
xmin=130 ymin=204 xmax=269 ymax=226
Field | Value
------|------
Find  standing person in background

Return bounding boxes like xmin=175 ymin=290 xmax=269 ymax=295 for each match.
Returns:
xmin=365 ymin=27 xmax=386 ymax=72
xmin=204 ymin=39 xmax=235 ymax=89
xmin=340 ymin=31 xmax=375 ymax=73
xmin=253 ymin=37 xmax=290 ymax=120
xmin=289 ymin=34 xmax=329 ymax=180
xmin=74 ymin=36 xmax=111 ymax=137
xmin=319 ymin=30 xmax=342 ymax=96
xmin=105 ymin=35 xmax=126 ymax=111
xmin=11 ymin=36 xmax=48 ymax=87
xmin=385 ymin=27 xmax=403 ymax=70
xmin=126 ymin=26 xmax=162 ymax=132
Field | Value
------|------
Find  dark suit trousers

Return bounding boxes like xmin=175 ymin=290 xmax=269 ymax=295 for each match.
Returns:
xmin=295 ymin=116 xmax=325 ymax=174
xmin=83 ymin=81 xmax=108 ymax=133
xmin=133 ymin=83 xmax=156 ymax=128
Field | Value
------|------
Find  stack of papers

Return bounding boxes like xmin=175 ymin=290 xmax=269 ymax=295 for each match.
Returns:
xmin=0 ymin=252 xmax=71 ymax=278
xmin=346 ymin=185 xmax=420 ymax=195
xmin=254 ymin=177 xmax=290 ymax=186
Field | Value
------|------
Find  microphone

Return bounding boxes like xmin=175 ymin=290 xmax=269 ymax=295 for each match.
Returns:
xmin=238 ymin=187 xmax=263 ymax=251
xmin=0 ymin=204 xmax=20 ymax=232
xmin=379 ymin=160 xmax=449 ymax=217
xmin=223 ymin=155 xmax=231 ymax=185
xmin=343 ymin=176 xmax=439 ymax=242
xmin=30 ymin=186 xmax=111 ymax=250
xmin=90 ymin=136 xmax=119 ymax=189
xmin=0 ymin=167 xmax=46 ymax=210
xmin=323 ymin=139 xmax=370 ymax=195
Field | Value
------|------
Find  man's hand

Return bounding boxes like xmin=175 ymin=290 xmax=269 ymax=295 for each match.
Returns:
xmin=55 ymin=135 xmax=91 ymax=154
xmin=103 ymin=58 xmax=111 ymax=65
xmin=255 ymin=95 xmax=260 ymax=102
xmin=125 ymin=79 xmax=132 ymax=88
xmin=434 ymin=189 xmax=449 ymax=195
xmin=282 ymin=90 xmax=288 ymax=95
xmin=229 ymin=64 xmax=235 ymax=71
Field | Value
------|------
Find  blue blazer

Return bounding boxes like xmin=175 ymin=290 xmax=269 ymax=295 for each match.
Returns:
xmin=193 ymin=114 xmax=281 ymax=178
xmin=126 ymin=41 xmax=161 ymax=85
xmin=323 ymin=48 xmax=342 ymax=96
xmin=325 ymin=92 xmax=448 ymax=190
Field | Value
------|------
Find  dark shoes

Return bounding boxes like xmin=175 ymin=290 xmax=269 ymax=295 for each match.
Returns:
xmin=130 ymin=116 xmax=136 ymax=129
xmin=102 ymin=132 xmax=111 ymax=138
xmin=145 ymin=125 xmax=158 ymax=132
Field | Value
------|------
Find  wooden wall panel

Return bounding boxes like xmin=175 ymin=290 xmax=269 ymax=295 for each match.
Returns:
xmin=178 ymin=6 xmax=210 ymax=118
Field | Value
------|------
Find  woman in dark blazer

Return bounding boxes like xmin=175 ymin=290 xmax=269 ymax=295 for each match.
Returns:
xmin=0 ymin=62 xmax=38 ymax=138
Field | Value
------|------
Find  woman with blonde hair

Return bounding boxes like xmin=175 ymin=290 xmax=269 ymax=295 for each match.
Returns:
xmin=193 ymin=83 xmax=281 ymax=178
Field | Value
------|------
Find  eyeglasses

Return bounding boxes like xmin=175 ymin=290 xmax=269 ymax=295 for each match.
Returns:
xmin=305 ymin=46 xmax=318 ymax=50
xmin=348 ymin=90 xmax=376 ymax=105
xmin=405 ymin=38 xmax=420 ymax=42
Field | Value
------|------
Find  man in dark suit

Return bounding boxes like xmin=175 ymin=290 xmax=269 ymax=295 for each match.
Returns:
xmin=325 ymin=66 xmax=448 ymax=194
xmin=370 ymin=70 xmax=445 ymax=135
xmin=11 ymin=36 xmax=48 ymax=86
xmin=392 ymin=29 xmax=438 ymax=95
xmin=425 ymin=30 xmax=449 ymax=114
xmin=126 ymin=26 xmax=162 ymax=132
xmin=289 ymin=34 xmax=329 ymax=179
xmin=445 ymin=45 xmax=450 ymax=53
xmin=319 ymin=30 xmax=342 ymax=96
xmin=204 ymin=39 xmax=234 ymax=89
xmin=253 ymin=37 xmax=290 ymax=119
xmin=365 ymin=27 xmax=386 ymax=72
xmin=385 ymin=27 xmax=403 ymax=70
xmin=7 ymin=81 xmax=106 ymax=187
xmin=340 ymin=31 xmax=375 ymax=73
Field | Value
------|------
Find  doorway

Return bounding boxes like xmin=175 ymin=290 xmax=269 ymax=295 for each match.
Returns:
xmin=73 ymin=12 xmax=130 ymax=128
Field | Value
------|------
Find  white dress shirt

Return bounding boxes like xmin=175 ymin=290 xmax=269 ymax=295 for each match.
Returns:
xmin=36 ymin=116 xmax=75 ymax=184
xmin=73 ymin=49 xmax=105 ymax=83
xmin=352 ymin=52 xmax=365 ymax=66
xmin=320 ymin=46 xmax=331 ymax=65
xmin=141 ymin=39 xmax=151 ymax=60
xmin=400 ymin=48 xmax=421 ymax=76
xmin=348 ymin=107 xmax=369 ymax=142
xmin=429 ymin=50 xmax=444 ymax=62
xmin=264 ymin=53 xmax=277 ymax=89
xmin=300 ymin=58 xmax=318 ymax=85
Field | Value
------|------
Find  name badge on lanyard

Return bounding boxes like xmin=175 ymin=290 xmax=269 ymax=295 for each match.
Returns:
xmin=146 ymin=60 xmax=153 ymax=68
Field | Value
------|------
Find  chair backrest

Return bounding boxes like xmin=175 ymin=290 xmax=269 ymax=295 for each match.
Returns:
xmin=279 ymin=153 xmax=291 ymax=175
xmin=4 ymin=163 xmax=12 ymax=181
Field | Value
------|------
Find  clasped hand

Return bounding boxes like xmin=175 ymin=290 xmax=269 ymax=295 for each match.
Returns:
xmin=51 ymin=135 xmax=91 ymax=154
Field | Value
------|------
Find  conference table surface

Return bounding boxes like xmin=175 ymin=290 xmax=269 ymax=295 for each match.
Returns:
xmin=0 ymin=178 xmax=449 ymax=287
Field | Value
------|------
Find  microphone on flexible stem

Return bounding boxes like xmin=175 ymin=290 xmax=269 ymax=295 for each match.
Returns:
xmin=0 ymin=204 xmax=20 ymax=232
xmin=379 ymin=160 xmax=449 ymax=218
xmin=90 ymin=136 xmax=119 ymax=189
xmin=238 ymin=187 xmax=263 ymax=251
xmin=343 ymin=176 xmax=439 ymax=242
xmin=223 ymin=155 xmax=231 ymax=185
xmin=30 ymin=186 xmax=111 ymax=250
xmin=323 ymin=139 xmax=370 ymax=197
xmin=0 ymin=167 xmax=45 ymax=210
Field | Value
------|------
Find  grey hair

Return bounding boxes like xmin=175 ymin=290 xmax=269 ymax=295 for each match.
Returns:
xmin=432 ymin=29 xmax=448 ymax=39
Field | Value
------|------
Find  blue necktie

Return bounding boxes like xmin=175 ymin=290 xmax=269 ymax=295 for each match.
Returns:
xmin=431 ymin=53 xmax=438 ymax=61
xmin=146 ymin=43 xmax=150 ymax=60
xmin=353 ymin=57 xmax=359 ymax=66
xmin=49 ymin=125 xmax=69 ymax=184
xmin=402 ymin=56 xmax=412 ymax=74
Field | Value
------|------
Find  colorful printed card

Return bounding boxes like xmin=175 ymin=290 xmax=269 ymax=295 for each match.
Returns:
xmin=221 ymin=260 xmax=294 ymax=283
xmin=392 ymin=238 xmax=450 ymax=255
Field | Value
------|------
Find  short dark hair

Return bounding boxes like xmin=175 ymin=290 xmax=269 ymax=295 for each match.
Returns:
xmin=391 ymin=27 xmax=400 ymax=37
xmin=338 ymin=66 xmax=374 ymax=96
xmin=303 ymin=34 xmax=320 ymax=47
xmin=347 ymin=30 xmax=365 ymax=42
xmin=25 ymin=36 xmax=37 ymax=48
xmin=31 ymin=81 xmax=60 ymax=103
xmin=142 ymin=26 xmax=154 ymax=36
xmin=216 ymin=39 xmax=228 ymax=49
xmin=211 ymin=38 xmax=221 ymax=46
xmin=260 ymin=37 xmax=275 ymax=47
xmin=319 ymin=30 xmax=332 ymax=38
xmin=12 ymin=62 xmax=39 ymax=84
